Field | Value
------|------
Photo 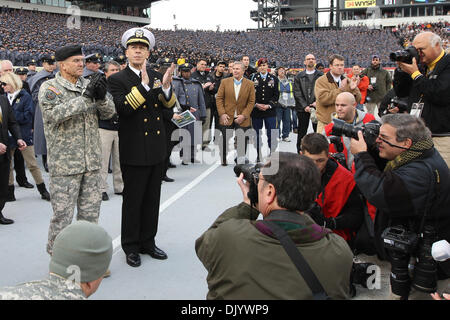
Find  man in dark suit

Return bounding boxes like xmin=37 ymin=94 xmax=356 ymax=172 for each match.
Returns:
xmin=293 ymin=53 xmax=323 ymax=153
xmin=108 ymin=27 xmax=176 ymax=268
xmin=0 ymin=94 xmax=26 ymax=224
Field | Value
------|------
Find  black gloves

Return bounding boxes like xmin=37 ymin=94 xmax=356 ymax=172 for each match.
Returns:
xmin=305 ymin=203 xmax=337 ymax=230
xmin=83 ymin=72 xmax=107 ymax=101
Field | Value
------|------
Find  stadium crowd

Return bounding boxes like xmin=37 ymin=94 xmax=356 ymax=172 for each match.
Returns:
xmin=3 ymin=7 xmax=448 ymax=69
xmin=0 ymin=7 xmax=449 ymax=301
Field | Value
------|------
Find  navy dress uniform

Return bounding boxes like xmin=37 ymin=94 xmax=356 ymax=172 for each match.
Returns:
xmin=83 ymin=53 xmax=103 ymax=79
xmin=108 ymin=27 xmax=176 ymax=266
xmin=250 ymin=58 xmax=280 ymax=161
xmin=172 ymin=63 xmax=206 ymax=163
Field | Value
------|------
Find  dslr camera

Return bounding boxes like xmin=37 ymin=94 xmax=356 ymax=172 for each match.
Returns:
xmin=330 ymin=118 xmax=381 ymax=151
xmin=389 ymin=46 xmax=420 ymax=64
xmin=382 ymin=225 xmax=438 ymax=298
xmin=386 ymin=97 xmax=409 ymax=114
xmin=234 ymin=163 xmax=263 ymax=205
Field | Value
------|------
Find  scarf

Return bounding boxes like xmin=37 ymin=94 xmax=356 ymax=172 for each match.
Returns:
xmin=253 ymin=210 xmax=331 ymax=244
xmin=384 ymin=137 xmax=434 ymax=172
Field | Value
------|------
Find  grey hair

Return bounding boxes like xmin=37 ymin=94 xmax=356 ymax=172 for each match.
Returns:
xmin=381 ymin=114 xmax=431 ymax=144
xmin=104 ymin=60 xmax=120 ymax=73
xmin=430 ymin=33 xmax=442 ymax=48
xmin=233 ymin=61 xmax=245 ymax=70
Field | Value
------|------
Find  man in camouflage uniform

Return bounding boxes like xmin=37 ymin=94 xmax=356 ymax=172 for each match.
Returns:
xmin=38 ymin=45 xmax=115 ymax=255
xmin=0 ymin=221 xmax=113 ymax=300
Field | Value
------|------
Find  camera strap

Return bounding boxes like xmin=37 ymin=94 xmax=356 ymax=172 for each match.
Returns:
xmin=262 ymin=220 xmax=331 ymax=300
xmin=416 ymin=162 xmax=440 ymax=236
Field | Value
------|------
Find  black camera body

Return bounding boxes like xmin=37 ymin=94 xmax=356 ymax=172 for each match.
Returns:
xmin=382 ymin=226 xmax=419 ymax=254
xmin=389 ymin=46 xmax=420 ymax=64
xmin=233 ymin=163 xmax=263 ymax=205
xmin=387 ymin=96 xmax=409 ymax=113
xmin=382 ymin=225 xmax=438 ymax=297
xmin=329 ymin=136 xmax=348 ymax=169
xmin=330 ymin=118 xmax=381 ymax=151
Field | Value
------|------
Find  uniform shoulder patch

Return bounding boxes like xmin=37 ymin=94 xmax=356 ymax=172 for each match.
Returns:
xmin=45 ymin=86 xmax=61 ymax=101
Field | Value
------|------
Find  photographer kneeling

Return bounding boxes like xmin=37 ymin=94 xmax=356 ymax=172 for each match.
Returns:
xmin=195 ymin=152 xmax=354 ymax=299
xmin=350 ymin=114 xmax=450 ymax=300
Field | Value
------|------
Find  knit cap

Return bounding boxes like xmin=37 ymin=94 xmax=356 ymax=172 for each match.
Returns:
xmin=49 ymin=221 xmax=113 ymax=283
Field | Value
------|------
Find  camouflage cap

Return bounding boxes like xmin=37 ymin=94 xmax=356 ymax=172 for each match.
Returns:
xmin=49 ymin=221 xmax=113 ymax=283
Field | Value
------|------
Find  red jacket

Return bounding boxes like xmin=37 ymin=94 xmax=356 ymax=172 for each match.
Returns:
xmin=324 ymin=112 xmax=377 ymax=222
xmin=348 ymin=73 xmax=369 ymax=104
xmin=316 ymin=162 xmax=356 ymax=241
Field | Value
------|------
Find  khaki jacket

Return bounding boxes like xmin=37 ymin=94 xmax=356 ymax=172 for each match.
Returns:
xmin=196 ymin=202 xmax=353 ymax=300
xmin=216 ymin=77 xmax=255 ymax=127
xmin=315 ymin=72 xmax=361 ymax=124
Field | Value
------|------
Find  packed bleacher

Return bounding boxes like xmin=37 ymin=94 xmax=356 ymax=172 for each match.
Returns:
xmin=0 ymin=7 xmax=449 ymax=69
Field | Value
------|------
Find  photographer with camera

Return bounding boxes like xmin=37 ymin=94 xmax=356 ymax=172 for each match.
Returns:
xmin=195 ymin=152 xmax=354 ymax=299
xmin=324 ymin=92 xmax=375 ymax=171
xmin=350 ymin=113 xmax=450 ymax=300
xmin=39 ymin=45 xmax=116 ymax=255
xmin=300 ymin=133 xmax=364 ymax=247
xmin=378 ymin=88 xmax=410 ymax=118
xmin=361 ymin=55 xmax=392 ymax=116
xmin=392 ymin=31 xmax=450 ymax=167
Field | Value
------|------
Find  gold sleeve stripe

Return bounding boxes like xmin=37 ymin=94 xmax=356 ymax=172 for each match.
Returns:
xmin=125 ymin=94 xmax=139 ymax=110
xmin=158 ymin=92 xmax=176 ymax=108
xmin=131 ymin=86 xmax=146 ymax=105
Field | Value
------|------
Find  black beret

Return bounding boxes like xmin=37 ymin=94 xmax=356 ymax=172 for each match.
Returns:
xmin=55 ymin=45 xmax=83 ymax=62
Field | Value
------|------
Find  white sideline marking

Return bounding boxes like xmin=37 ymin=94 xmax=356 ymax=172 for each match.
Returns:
xmin=112 ymin=163 xmax=221 ymax=255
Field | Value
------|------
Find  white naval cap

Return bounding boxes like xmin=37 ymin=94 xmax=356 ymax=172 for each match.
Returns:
xmin=121 ymin=27 xmax=156 ymax=50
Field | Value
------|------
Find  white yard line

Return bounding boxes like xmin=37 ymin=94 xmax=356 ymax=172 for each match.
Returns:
xmin=112 ymin=163 xmax=221 ymax=255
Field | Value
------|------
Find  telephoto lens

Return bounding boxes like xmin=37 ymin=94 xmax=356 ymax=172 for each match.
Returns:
xmin=389 ymin=250 xmax=412 ymax=298
xmin=412 ymin=226 xmax=438 ymax=293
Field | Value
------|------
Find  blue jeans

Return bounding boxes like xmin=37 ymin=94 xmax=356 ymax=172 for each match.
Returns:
xmin=275 ymin=107 xmax=291 ymax=139
xmin=252 ymin=116 xmax=278 ymax=159
xmin=291 ymin=108 xmax=298 ymax=130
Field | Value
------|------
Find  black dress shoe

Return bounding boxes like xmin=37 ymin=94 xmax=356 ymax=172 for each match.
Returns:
xmin=140 ymin=246 xmax=167 ymax=260
xmin=162 ymin=176 xmax=175 ymax=182
xmin=0 ymin=213 xmax=14 ymax=225
xmin=18 ymin=181 xmax=34 ymax=188
xmin=102 ymin=192 xmax=109 ymax=201
xmin=114 ymin=192 xmax=123 ymax=195
xmin=221 ymin=160 xmax=227 ymax=166
xmin=126 ymin=253 xmax=141 ymax=267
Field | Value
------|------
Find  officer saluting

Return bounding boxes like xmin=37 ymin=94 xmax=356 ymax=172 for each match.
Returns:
xmin=108 ymin=27 xmax=176 ymax=268
xmin=83 ymin=53 xmax=103 ymax=79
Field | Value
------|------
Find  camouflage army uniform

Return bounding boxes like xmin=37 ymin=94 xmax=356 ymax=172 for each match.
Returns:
xmin=0 ymin=274 xmax=86 ymax=300
xmin=38 ymin=72 xmax=116 ymax=255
